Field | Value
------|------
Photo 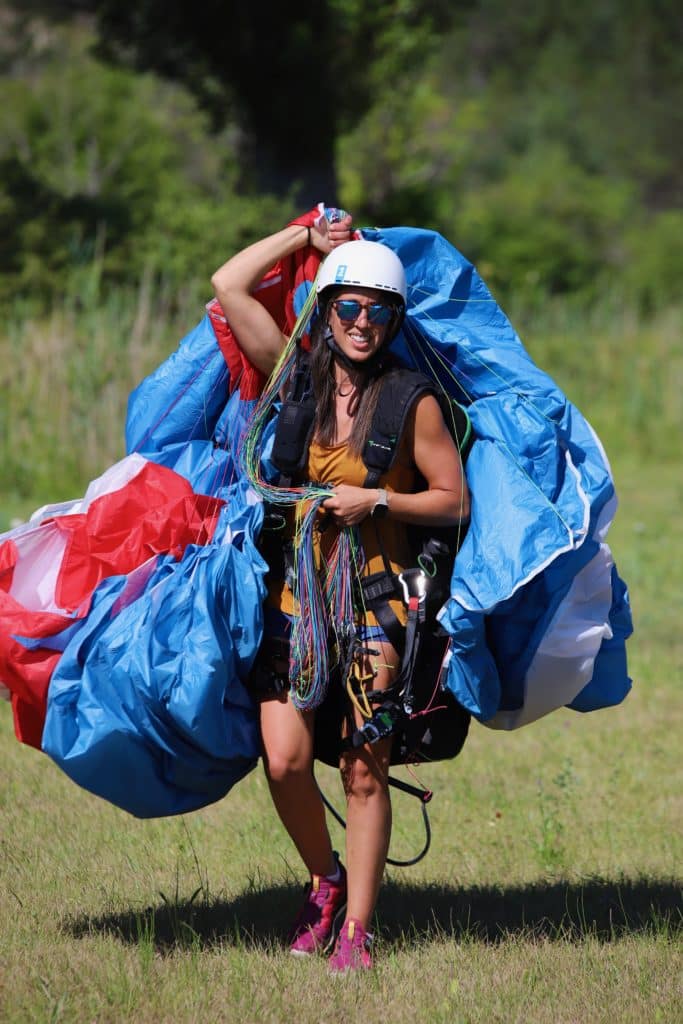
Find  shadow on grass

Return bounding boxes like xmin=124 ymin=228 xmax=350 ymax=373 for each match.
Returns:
xmin=63 ymin=876 xmax=681 ymax=953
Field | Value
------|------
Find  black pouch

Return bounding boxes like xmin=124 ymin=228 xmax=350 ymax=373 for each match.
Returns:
xmin=247 ymin=634 xmax=290 ymax=703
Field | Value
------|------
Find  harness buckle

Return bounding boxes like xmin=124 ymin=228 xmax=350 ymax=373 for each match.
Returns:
xmin=398 ymin=568 xmax=428 ymax=605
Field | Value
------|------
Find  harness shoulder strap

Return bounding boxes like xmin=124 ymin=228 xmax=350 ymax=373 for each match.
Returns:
xmin=270 ymin=350 xmax=316 ymax=479
xmin=361 ymin=369 xmax=435 ymax=488
xmin=272 ymin=359 xmax=474 ymax=486
xmin=362 ymin=368 xmax=474 ymax=487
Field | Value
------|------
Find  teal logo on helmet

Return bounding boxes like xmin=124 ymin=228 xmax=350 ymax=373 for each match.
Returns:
xmin=334 ymin=264 xmax=347 ymax=283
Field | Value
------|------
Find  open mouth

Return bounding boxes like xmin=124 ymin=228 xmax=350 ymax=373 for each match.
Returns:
xmin=347 ymin=331 xmax=373 ymax=350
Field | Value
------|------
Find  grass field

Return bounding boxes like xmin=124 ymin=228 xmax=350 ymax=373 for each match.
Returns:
xmin=1 ymin=298 xmax=681 ymax=1022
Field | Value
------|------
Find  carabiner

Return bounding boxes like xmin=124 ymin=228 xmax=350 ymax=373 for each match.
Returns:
xmin=398 ymin=568 xmax=428 ymax=604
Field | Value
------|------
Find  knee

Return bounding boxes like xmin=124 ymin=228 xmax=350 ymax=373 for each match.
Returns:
xmin=341 ymin=755 xmax=388 ymax=804
xmin=263 ymin=746 xmax=311 ymax=787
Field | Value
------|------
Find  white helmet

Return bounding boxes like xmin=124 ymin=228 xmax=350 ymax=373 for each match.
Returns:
xmin=316 ymin=239 xmax=407 ymax=303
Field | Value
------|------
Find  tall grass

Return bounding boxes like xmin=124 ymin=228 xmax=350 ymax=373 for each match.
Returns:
xmin=1 ymin=283 xmax=681 ymax=529
xmin=513 ymin=296 xmax=682 ymax=464
xmin=1 ymin=276 xmax=195 ymax=520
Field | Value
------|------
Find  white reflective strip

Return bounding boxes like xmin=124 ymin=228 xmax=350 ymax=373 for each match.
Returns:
xmin=254 ymin=275 xmax=282 ymax=292
xmin=565 ymin=447 xmax=591 ymax=543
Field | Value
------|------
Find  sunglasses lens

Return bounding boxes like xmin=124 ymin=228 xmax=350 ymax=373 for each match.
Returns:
xmin=334 ymin=300 xmax=392 ymax=325
xmin=368 ymin=304 xmax=392 ymax=325
xmin=333 ymin=301 xmax=358 ymax=321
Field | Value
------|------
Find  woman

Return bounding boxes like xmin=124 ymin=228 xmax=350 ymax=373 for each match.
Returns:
xmin=211 ymin=212 xmax=470 ymax=972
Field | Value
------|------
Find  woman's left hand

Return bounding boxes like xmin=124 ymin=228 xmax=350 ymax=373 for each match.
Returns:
xmin=310 ymin=212 xmax=354 ymax=254
xmin=328 ymin=213 xmax=354 ymax=249
xmin=321 ymin=484 xmax=375 ymax=526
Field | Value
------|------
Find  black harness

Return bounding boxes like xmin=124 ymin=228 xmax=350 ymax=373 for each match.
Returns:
xmin=258 ymin=348 xmax=474 ymax=763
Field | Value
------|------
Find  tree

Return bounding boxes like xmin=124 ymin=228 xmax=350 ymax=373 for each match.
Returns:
xmin=0 ymin=18 xmax=291 ymax=304
xmin=7 ymin=0 xmax=451 ymax=203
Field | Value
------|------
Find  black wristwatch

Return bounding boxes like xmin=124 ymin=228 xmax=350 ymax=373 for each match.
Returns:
xmin=371 ymin=488 xmax=389 ymax=519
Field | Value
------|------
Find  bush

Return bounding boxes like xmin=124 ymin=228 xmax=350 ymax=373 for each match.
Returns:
xmin=448 ymin=147 xmax=638 ymax=306
xmin=0 ymin=24 xmax=292 ymax=312
xmin=621 ymin=211 xmax=683 ymax=313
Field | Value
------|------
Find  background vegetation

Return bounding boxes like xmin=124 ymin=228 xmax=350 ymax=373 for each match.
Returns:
xmin=0 ymin=0 xmax=681 ymax=512
xmin=1 ymin=0 xmax=681 ymax=314
xmin=0 ymin=2 xmax=681 ymax=1021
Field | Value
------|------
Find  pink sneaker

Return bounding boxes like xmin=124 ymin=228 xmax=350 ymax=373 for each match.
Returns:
xmin=328 ymin=918 xmax=373 ymax=973
xmin=288 ymin=857 xmax=347 ymax=956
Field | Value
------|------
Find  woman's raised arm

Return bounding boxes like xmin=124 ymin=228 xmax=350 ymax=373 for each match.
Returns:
xmin=211 ymin=215 xmax=353 ymax=377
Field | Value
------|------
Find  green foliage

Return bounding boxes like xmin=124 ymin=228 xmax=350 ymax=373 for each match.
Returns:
xmin=337 ymin=0 xmax=682 ymax=308
xmin=0 ymin=21 xmax=292 ymax=311
xmin=0 ymin=1 xmax=681 ymax=313
xmin=622 ymin=211 xmax=683 ymax=311
xmin=451 ymin=147 xmax=637 ymax=302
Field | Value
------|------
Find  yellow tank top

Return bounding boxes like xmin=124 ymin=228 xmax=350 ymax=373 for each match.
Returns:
xmin=268 ymin=433 xmax=417 ymax=630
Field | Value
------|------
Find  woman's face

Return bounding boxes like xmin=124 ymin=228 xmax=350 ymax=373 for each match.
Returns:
xmin=327 ymin=287 xmax=393 ymax=364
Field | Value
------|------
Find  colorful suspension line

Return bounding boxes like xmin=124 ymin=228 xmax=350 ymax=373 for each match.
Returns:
xmin=241 ymin=286 xmax=366 ymax=710
xmin=288 ymin=494 xmax=334 ymax=708
xmin=242 ymin=284 xmax=318 ymax=506
xmin=286 ymin=495 xmax=369 ymax=709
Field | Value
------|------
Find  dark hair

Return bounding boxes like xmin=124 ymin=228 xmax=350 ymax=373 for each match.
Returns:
xmin=308 ymin=313 xmax=400 ymax=456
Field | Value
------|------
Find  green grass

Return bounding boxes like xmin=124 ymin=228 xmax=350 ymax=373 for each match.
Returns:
xmin=0 ymin=284 xmax=190 ymax=513
xmin=1 ymin=454 xmax=680 ymax=1022
xmin=1 ymin=297 xmax=681 ymax=1021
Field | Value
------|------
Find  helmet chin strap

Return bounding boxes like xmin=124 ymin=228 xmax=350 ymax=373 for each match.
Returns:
xmin=323 ymin=324 xmax=388 ymax=375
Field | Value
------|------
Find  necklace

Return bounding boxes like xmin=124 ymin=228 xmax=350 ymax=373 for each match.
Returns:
xmin=335 ymin=376 xmax=356 ymax=397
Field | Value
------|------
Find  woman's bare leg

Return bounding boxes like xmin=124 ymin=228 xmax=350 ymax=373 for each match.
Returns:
xmin=260 ymin=695 xmax=336 ymax=877
xmin=339 ymin=638 xmax=398 ymax=929
xmin=340 ymin=737 xmax=392 ymax=929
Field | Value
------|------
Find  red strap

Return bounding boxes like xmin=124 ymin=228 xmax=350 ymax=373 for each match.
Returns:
xmin=206 ymin=298 xmax=267 ymax=400
xmin=288 ymin=205 xmax=324 ymax=229
xmin=208 ymin=209 xmax=324 ymax=398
